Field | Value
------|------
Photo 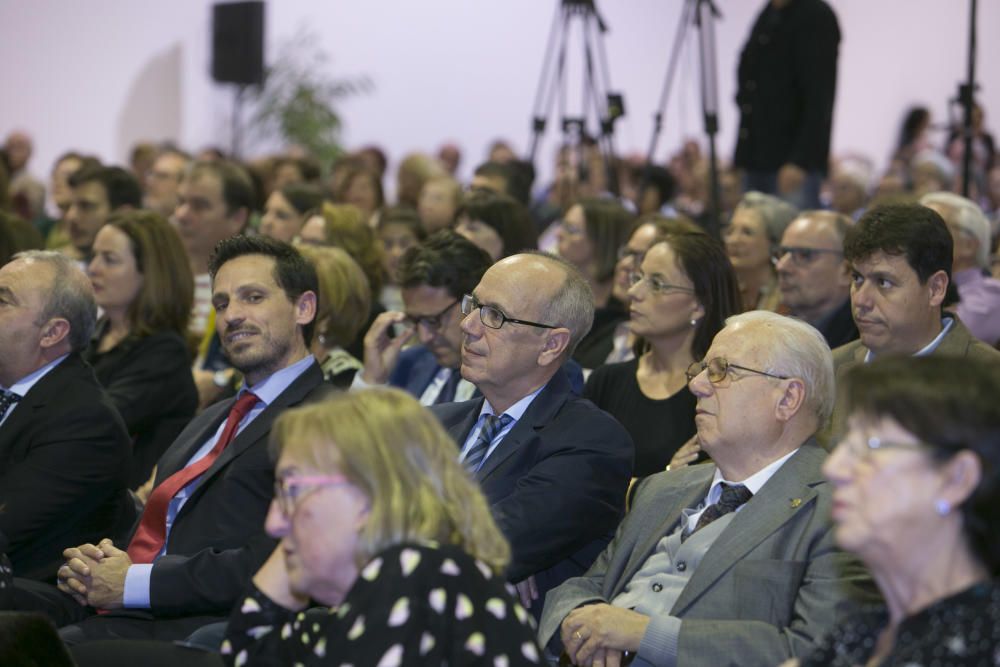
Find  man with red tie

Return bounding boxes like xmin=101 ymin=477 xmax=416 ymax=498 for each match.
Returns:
xmin=16 ymin=235 xmax=325 ymax=643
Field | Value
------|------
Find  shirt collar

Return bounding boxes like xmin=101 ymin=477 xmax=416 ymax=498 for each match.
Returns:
xmin=6 ymin=354 xmax=70 ymax=396
xmin=478 ymin=383 xmax=547 ymax=423
xmin=863 ymin=316 xmax=954 ymax=363
xmin=241 ymin=354 xmax=316 ymax=407
xmin=706 ymin=447 xmax=799 ymax=503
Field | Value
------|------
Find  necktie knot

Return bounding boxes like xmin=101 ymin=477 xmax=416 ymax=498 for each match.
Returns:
xmin=686 ymin=483 xmax=753 ymax=540
xmin=0 ymin=390 xmax=21 ymax=419
xmin=464 ymin=413 xmax=513 ymax=473
xmin=230 ymin=391 xmax=261 ymax=422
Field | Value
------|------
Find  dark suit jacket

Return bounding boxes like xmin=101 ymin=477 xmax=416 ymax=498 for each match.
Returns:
xmin=734 ymin=0 xmax=840 ymax=172
xmin=823 ymin=316 xmax=1000 ymax=446
xmin=814 ymin=298 xmax=858 ymax=349
xmin=432 ymin=369 xmax=634 ymax=604
xmin=539 ymin=441 xmax=876 ymax=666
xmin=0 ymin=354 xmax=134 ymax=582
xmin=84 ymin=326 xmax=198 ymax=488
xmin=389 ymin=345 xmax=444 ymax=398
xmin=139 ymin=360 xmax=325 ymax=617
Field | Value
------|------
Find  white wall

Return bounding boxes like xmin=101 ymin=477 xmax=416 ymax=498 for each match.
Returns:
xmin=1 ymin=0 xmax=996 ymax=189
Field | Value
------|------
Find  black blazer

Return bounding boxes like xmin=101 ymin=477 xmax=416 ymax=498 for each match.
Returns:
xmin=140 ymin=360 xmax=325 ymax=617
xmin=432 ymin=369 xmax=634 ymax=604
xmin=0 ymin=353 xmax=134 ymax=582
xmin=84 ymin=326 xmax=198 ymax=488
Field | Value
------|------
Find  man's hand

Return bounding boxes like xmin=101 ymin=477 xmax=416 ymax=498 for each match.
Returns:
xmin=667 ymin=435 xmax=701 ymax=471
xmin=561 ymin=604 xmax=649 ymax=667
xmin=514 ymin=574 xmax=539 ymax=609
xmin=777 ymin=163 xmax=807 ymax=196
xmin=360 ymin=312 xmax=415 ymax=385
xmin=58 ymin=539 xmax=130 ymax=610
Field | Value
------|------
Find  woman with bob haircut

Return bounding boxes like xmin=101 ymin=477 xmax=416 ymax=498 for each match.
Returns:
xmin=788 ymin=355 xmax=1000 ymax=666
xmin=297 ymin=244 xmax=371 ymax=388
xmin=84 ymin=210 xmax=196 ymax=488
xmin=220 ymin=388 xmax=544 ymax=665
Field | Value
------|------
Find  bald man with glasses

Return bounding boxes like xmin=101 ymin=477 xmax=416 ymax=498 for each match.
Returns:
xmin=776 ymin=211 xmax=858 ymax=348
xmin=539 ymin=311 xmax=875 ymax=667
xmin=432 ymin=251 xmax=633 ymax=617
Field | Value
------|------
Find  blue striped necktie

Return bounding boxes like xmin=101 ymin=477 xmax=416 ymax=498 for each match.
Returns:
xmin=0 ymin=390 xmax=21 ymax=422
xmin=464 ymin=413 xmax=513 ymax=472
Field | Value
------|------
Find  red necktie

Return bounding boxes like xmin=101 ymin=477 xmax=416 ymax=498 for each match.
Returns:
xmin=127 ymin=392 xmax=260 ymax=563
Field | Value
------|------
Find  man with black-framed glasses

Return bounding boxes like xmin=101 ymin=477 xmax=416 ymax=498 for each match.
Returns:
xmin=352 ymin=231 xmax=493 ymax=405
xmin=776 ymin=211 xmax=858 ymax=348
xmin=432 ymin=251 xmax=633 ymax=618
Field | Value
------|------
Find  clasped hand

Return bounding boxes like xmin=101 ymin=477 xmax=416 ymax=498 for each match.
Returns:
xmin=560 ymin=603 xmax=649 ymax=667
xmin=56 ymin=538 xmax=131 ymax=609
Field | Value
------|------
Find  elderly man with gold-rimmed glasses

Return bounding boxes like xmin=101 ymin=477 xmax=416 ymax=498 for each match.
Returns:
xmin=539 ymin=310 xmax=876 ymax=667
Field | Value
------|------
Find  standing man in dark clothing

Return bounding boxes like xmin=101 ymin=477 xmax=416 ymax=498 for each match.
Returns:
xmin=734 ymin=0 xmax=840 ymax=210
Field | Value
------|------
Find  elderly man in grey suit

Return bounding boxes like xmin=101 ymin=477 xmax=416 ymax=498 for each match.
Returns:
xmin=539 ymin=311 xmax=875 ymax=667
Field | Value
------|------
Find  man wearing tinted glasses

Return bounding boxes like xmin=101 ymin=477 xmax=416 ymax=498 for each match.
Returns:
xmin=540 ymin=311 xmax=874 ymax=667
xmin=353 ymin=231 xmax=492 ymax=405
xmin=432 ymin=252 xmax=633 ymax=617
xmin=775 ymin=210 xmax=858 ymax=348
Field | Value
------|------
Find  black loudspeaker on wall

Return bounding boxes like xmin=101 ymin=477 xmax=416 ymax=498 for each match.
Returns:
xmin=212 ymin=1 xmax=265 ymax=86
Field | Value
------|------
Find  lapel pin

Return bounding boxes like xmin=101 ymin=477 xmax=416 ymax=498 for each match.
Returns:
xmin=790 ymin=498 xmax=802 ymax=509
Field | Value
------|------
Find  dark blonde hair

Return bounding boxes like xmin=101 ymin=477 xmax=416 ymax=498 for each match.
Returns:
xmin=298 ymin=245 xmax=372 ymax=349
xmin=106 ymin=210 xmax=193 ymax=338
xmin=312 ymin=202 xmax=385 ymax=295
xmin=270 ymin=388 xmax=511 ymax=572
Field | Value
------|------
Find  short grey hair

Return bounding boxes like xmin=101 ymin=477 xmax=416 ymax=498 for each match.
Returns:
xmin=919 ymin=191 xmax=991 ymax=269
xmin=524 ymin=251 xmax=594 ymax=357
xmin=736 ymin=191 xmax=800 ymax=246
xmin=725 ymin=310 xmax=835 ymax=426
xmin=13 ymin=250 xmax=97 ymax=352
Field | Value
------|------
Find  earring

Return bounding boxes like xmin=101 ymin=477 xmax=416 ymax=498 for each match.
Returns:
xmin=690 ymin=318 xmax=698 ymax=327
xmin=934 ymin=499 xmax=951 ymax=516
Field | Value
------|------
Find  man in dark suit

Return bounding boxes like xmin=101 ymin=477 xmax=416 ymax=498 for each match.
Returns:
xmin=17 ymin=235 xmax=325 ymax=643
xmin=540 ymin=311 xmax=875 ymax=666
xmin=776 ymin=210 xmax=858 ymax=348
xmin=354 ymin=230 xmax=493 ymax=404
xmin=825 ymin=203 xmax=1000 ymax=444
xmin=0 ymin=251 xmax=133 ymax=583
xmin=735 ymin=0 xmax=840 ymax=209
xmin=432 ymin=252 xmax=633 ymax=612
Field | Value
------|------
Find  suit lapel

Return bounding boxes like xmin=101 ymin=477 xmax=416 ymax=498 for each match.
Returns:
xmin=474 ymin=372 xmax=570 ymax=482
xmin=670 ymin=443 xmax=826 ymax=615
xmin=155 ymin=402 xmax=231 ymax=482
xmin=615 ymin=468 xmax=714 ymax=595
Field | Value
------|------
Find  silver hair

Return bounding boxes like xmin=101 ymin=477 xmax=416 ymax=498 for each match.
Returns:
xmin=523 ymin=251 xmax=594 ymax=357
xmin=12 ymin=250 xmax=96 ymax=352
xmin=736 ymin=191 xmax=801 ymax=246
xmin=919 ymin=191 xmax=991 ymax=269
xmin=724 ymin=310 xmax=835 ymax=426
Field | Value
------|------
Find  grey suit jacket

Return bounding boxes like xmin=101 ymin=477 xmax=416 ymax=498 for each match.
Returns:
xmin=822 ymin=316 xmax=1000 ymax=446
xmin=538 ymin=441 xmax=876 ymax=667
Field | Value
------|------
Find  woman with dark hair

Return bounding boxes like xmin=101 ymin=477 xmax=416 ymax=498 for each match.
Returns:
xmin=334 ymin=165 xmax=384 ymax=224
xmin=376 ymin=206 xmax=426 ymax=312
xmin=787 ymin=355 xmax=1000 ymax=666
xmin=455 ymin=188 xmax=537 ymax=261
xmin=556 ymin=198 xmax=634 ymax=369
xmin=259 ymin=182 xmax=323 ymax=243
xmin=84 ymin=210 xmax=197 ymax=487
xmin=584 ymin=231 xmax=741 ymax=477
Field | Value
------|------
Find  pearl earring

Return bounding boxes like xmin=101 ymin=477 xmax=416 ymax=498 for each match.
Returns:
xmin=690 ymin=319 xmax=698 ymax=327
xmin=934 ymin=499 xmax=951 ymax=516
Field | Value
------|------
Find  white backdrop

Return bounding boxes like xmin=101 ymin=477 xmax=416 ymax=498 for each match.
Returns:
xmin=1 ymin=0 xmax=996 ymax=189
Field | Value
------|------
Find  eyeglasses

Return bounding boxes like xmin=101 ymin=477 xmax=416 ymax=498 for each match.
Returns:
xmin=628 ymin=271 xmax=695 ymax=296
xmin=685 ymin=357 xmax=789 ymax=384
xmin=775 ymin=246 xmax=843 ymax=266
xmin=403 ymin=300 xmax=459 ymax=331
xmin=835 ymin=435 xmax=928 ymax=460
xmin=460 ymin=294 xmax=557 ymax=330
xmin=273 ymin=473 xmax=350 ymax=516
